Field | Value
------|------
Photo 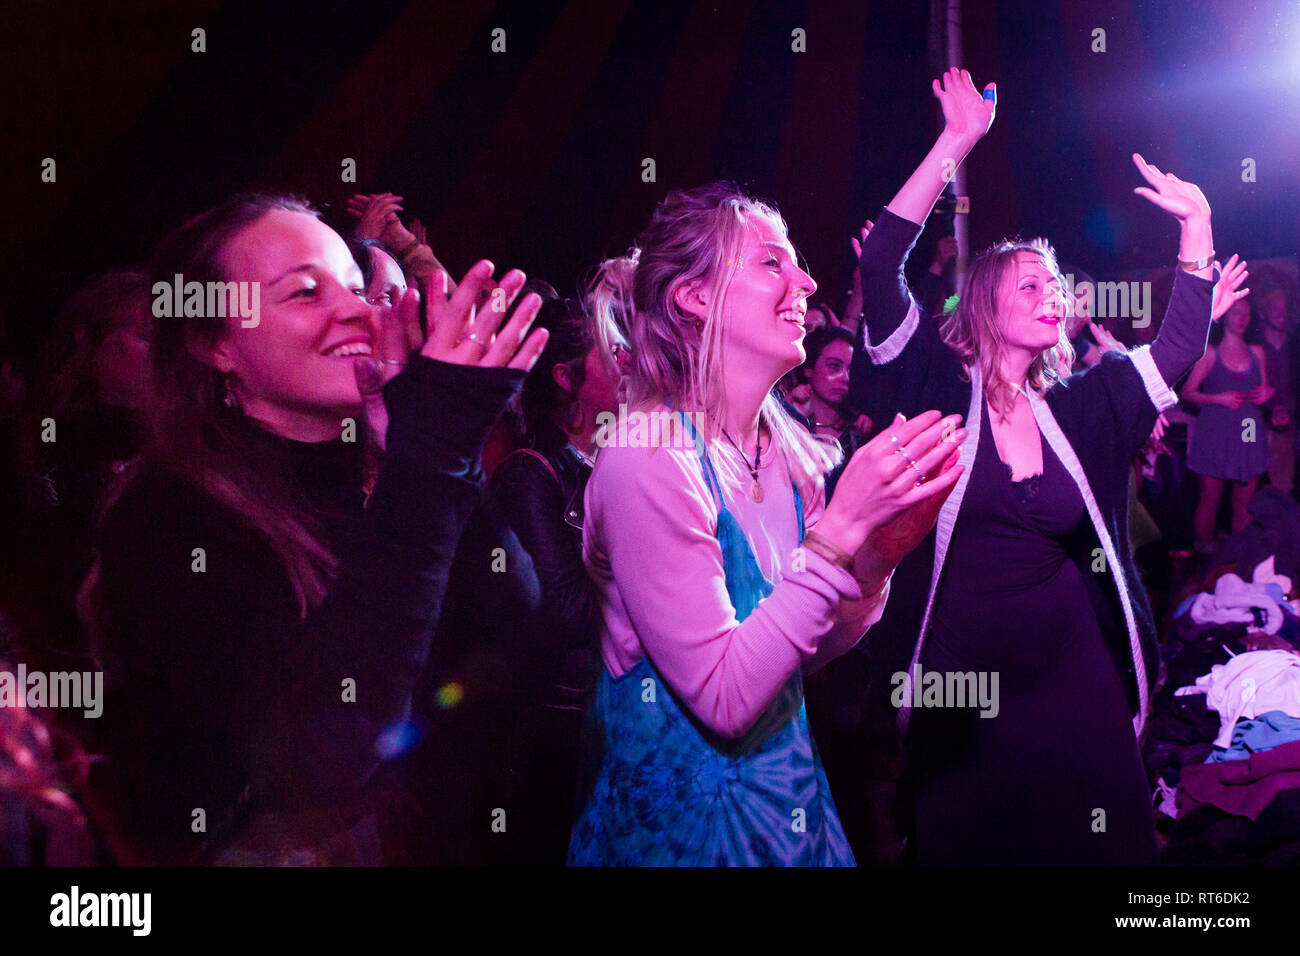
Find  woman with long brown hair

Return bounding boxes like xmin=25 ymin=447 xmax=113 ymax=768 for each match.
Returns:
xmin=80 ymin=194 xmax=546 ymax=864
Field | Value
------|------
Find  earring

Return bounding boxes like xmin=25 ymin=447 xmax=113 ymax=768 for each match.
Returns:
xmin=222 ymin=374 xmax=240 ymax=410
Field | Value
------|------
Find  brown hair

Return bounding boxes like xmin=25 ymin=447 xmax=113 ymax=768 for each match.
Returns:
xmin=83 ymin=195 xmax=347 ymax=635
xmin=940 ymin=237 xmax=1073 ymax=414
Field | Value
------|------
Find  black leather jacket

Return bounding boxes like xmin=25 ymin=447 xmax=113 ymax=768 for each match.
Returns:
xmin=489 ymin=444 xmax=598 ymax=706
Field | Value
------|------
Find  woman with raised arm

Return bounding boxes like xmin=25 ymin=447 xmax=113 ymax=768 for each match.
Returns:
xmin=857 ymin=69 xmax=1225 ymax=865
xmin=79 ymin=194 xmax=547 ymax=864
xmin=568 ymin=182 xmax=966 ymax=866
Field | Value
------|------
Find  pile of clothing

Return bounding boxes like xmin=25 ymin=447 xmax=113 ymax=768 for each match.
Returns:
xmin=1145 ymin=557 xmax=1300 ymax=863
xmin=1186 ymin=556 xmax=1299 ymax=640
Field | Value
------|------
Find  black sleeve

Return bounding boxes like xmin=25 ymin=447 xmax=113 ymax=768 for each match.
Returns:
xmin=489 ymin=452 xmax=598 ymax=650
xmin=859 ymin=207 xmax=926 ymax=347
xmin=98 ymin=356 xmax=524 ymax=820
xmin=1150 ymin=266 xmax=1218 ymax=389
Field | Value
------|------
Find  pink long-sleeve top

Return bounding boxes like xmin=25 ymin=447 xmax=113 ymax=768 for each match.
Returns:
xmin=583 ymin=414 xmax=889 ymax=739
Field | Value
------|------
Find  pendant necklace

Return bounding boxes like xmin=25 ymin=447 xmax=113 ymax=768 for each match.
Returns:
xmin=721 ymin=425 xmax=765 ymax=503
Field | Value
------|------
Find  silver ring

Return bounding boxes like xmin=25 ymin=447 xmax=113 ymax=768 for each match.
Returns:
xmin=464 ymin=332 xmax=490 ymax=350
xmin=376 ymin=359 xmax=408 ymax=366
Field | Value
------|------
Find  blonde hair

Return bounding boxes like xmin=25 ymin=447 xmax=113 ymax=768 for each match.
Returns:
xmin=589 ymin=182 xmax=839 ymax=493
xmin=941 ymin=237 xmax=1074 ymax=415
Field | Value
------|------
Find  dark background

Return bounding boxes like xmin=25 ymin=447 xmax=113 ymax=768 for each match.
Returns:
xmin=3 ymin=0 xmax=1298 ymax=362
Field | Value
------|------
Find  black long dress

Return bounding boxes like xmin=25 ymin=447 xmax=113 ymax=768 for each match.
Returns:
xmin=911 ymin=400 xmax=1157 ymax=865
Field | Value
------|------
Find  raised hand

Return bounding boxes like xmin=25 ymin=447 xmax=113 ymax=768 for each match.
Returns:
xmin=849 ymin=219 xmax=875 ymax=262
xmin=888 ymin=70 xmax=994 ymax=224
xmin=1089 ymin=321 xmax=1126 ymax=355
xmin=934 ymin=67 xmax=996 ymax=151
xmin=1211 ymin=254 xmax=1250 ymax=322
xmin=1131 ymin=155 xmax=1211 ymax=223
xmin=347 ymin=193 xmax=405 ymax=241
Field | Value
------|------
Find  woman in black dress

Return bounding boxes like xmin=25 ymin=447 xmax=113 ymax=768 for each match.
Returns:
xmin=858 ymin=70 xmax=1224 ymax=864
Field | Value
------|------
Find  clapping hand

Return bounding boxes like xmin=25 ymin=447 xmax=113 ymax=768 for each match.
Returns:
xmin=354 ymin=261 xmax=549 ymax=448
xmin=814 ymin=410 xmax=966 ymax=565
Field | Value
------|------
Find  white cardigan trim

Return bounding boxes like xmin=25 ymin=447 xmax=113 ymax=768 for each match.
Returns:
xmin=898 ymin=365 xmax=982 ymax=734
xmin=897 ymin=362 xmax=1152 ymax=738
xmin=1026 ymin=385 xmax=1150 ymax=738
xmin=1129 ymin=344 xmax=1180 ymax=413
xmin=864 ymin=297 xmax=921 ymax=365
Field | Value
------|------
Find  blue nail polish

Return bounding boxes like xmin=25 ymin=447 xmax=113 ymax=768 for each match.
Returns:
xmin=982 ymin=88 xmax=996 ymax=101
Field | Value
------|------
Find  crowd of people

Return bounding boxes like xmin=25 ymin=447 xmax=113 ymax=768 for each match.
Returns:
xmin=1 ymin=68 xmax=1296 ymax=866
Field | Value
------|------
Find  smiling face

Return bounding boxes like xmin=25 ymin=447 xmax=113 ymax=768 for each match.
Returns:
xmin=997 ymin=252 xmax=1067 ymax=355
xmin=716 ymin=214 xmax=817 ymax=377
xmin=209 ymin=209 xmax=378 ymax=439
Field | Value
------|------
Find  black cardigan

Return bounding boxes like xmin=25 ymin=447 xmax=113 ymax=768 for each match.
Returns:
xmin=855 ymin=208 xmax=1217 ymax=736
xmin=89 ymin=356 xmax=523 ymax=863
